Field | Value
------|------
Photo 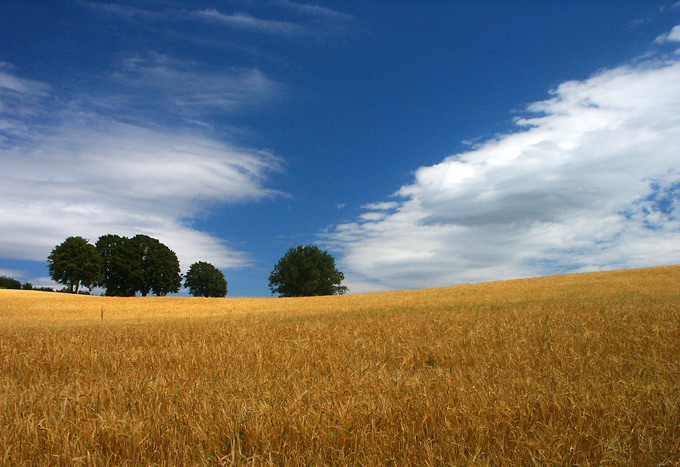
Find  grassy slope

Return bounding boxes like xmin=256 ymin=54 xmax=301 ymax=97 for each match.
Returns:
xmin=0 ymin=266 xmax=679 ymax=465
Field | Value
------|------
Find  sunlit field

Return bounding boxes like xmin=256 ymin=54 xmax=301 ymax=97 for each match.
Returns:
xmin=1 ymin=266 xmax=679 ymax=466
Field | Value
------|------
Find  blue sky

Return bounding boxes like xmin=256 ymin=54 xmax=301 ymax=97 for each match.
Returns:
xmin=1 ymin=1 xmax=680 ymax=296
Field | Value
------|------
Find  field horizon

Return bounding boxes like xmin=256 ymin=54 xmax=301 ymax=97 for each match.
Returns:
xmin=1 ymin=265 xmax=679 ymax=465
xmin=3 ymin=264 xmax=679 ymax=320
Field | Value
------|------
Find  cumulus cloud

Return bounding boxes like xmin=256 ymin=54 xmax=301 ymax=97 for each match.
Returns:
xmin=655 ymin=24 xmax=680 ymax=43
xmin=324 ymin=52 xmax=680 ymax=293
xmin=0 ymin=67 xmax=281 ymax=272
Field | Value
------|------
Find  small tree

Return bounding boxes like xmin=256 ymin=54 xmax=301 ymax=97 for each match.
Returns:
xmin=47 ymin=236 xmax=102 ymax=293
xmin=184 ymin=261 xmax=227 ymax=298
xmin=269 ymin=245 xmax=348 ymax=297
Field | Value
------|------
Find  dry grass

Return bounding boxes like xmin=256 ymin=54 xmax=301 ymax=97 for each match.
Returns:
xmin=1 ymin=266 xmax=679 ymax=466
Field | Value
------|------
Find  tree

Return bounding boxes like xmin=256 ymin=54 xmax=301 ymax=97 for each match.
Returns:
xmin=268 ymin=245 xmax=348 ymax=297
xmin=0 ymin=275 xmax=22 ymax=289
xmin=184 ymin=261 xmax=227 ymax=297
xmin=47 ymin=236 xmax=102 ymax=293
xmin=128 ymin=234 xmax=182 ymax=296
xmin=95 ymin=233 xmax=182 ymax=297
xmin=96 ymin=234 xmax=138 ymax=297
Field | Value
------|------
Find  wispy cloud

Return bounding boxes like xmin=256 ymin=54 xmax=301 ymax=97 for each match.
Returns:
xmin=0 ymin=268 xmax=25 ymax=280
xmin=84 ymin=1 xmax=351 ymax=39
xmin=0 ymin=64 xmax=50 ymax=96
xmin=196 ymin=9 xmax=303 ymax=36
xmin=279 ymin=1 xmax=353 ymax=22
xmin=0 ymin=67 xmax=282 ymax=272
xmin=107 ymin=54 xmax=282 ymax=119
xmin=324 ymin=41 xmax=680 ymax=293
xmin=81 ymin=2 xmax=162 ymax=20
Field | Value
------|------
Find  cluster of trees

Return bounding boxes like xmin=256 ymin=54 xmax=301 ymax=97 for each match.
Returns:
xmin=48 ymin=235 xmax=227 ymax=297
xmin=0 ymin=275 xmax=30 ymax=290
xmin=0 ymin=275 xmax=62 ymax=292
xmin=0 ymin=281 xmax=81 ymax=294
xmin=0 ymin=275 xmax=23 ymax=289
xmin=42 ymin=237 xmax=347 ymax=298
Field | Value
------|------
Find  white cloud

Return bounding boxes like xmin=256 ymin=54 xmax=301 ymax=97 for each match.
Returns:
xmin=0 ymin=268 xmax=25 ymax=279
xmin=668 ymin=24 xmax=680 ymax=41
xmin=0 ymin=70 xmax=49 ymax=96
xmin=108 ymin=54 xmax=282 ymax=119
xmin=361 ymin=201 xmax=399 ymax=211
xmin=358 ymin=211 xmax=389 ymax=222
xmin=196 ymin=9 xmax=303 ymax=36
xmin=323 ymin=55 xmax=680 ymax=293
xmin=0 ymin=68 xmax=281 ymax=272
xmin=279 ymin=1 xmax=352 ymax=20
xmin=655 ymin=24 xmax=680 ymax=43
xmin=84 ymin=2 xmax=351 ymax=40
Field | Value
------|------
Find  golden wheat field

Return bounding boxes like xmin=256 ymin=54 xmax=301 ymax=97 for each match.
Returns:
xmin=1 ymin=266 xmax=679 ymax=466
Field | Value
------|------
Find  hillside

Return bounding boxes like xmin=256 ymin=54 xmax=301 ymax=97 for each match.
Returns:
xmin=1 ymin=265 xmax=679 ymax=465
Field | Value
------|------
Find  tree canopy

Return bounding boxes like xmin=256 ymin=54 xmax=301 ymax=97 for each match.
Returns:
xmin=47 ymin=236 xmax=102 ymax=293
xmin=96 ymin=234 xmax=140 ymax=296
xmin=184 ymin=261 xmax=227 ymax=297
xmin=0 ymin=275 xmax=22 ymax=289
xmin=95 ymin=234 xmax=181 ymax=297
xmin=128 ymin=234 xmax=182 ymax=297
xmin=268 ymin=245 xmax=348 ymax=297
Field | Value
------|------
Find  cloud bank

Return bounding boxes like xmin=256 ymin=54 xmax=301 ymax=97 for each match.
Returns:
xmin=0 ymin=64 xmax=281 ymax=271
xmin=324 ymin=46 xmax=680 ymax=293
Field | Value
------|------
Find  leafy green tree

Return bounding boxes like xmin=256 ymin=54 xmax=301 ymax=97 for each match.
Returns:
xmin=96 ymin=234 xmax=182 ymax=297
xmin=96 ymin=234 xmax=138 ymax=296
xmin=47 ymin=236 xmax=102 ymax=293
xmin=128 ymin=234 xmax=182 ymax=297
xmin=0 ymin=275 xmax=22 ymax=289
xmin=268 ymin=245 xmax=348 ymax=297
xmin=184 ymin=261 xmax=227 ymax=297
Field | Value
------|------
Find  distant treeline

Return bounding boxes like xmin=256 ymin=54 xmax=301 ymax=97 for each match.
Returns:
xmin=4 ymin=238 xmax=347 ymax=299
xmin=0 ymin=275 xmax=86 ymax=293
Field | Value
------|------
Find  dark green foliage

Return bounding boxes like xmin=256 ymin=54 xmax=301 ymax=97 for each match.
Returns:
xmin=0 ymin=275 xmax=22 ymax=289
xmin=47 ymin=236 xmax=102 ymax=293
xmin=96 ymin=234 xmax=138 ymax=296
xmin=269 ymin=245 xmax=348 ymax=297
xmin=128 ymin=234 xmax=182 ymax=297
xmin=184 ymin=261 xmax=227 ymax=297
xmin=96 ymin=234 xmax=182 ymax=297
